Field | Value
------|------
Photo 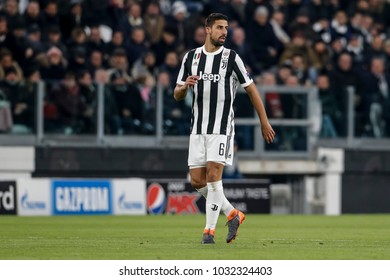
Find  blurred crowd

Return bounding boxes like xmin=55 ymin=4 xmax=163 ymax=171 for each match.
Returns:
xmin=0 ymin=0 xmax=390 ymax=141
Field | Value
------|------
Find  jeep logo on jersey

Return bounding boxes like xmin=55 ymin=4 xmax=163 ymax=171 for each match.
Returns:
xmin=199 ymin=71 xmax=221 ymax=83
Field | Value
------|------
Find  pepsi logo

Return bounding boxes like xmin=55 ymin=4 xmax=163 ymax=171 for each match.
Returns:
xmin=147 ymin=183 xmax=166 ymax=214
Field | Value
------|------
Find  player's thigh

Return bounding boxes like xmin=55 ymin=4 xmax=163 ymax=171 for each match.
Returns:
xmin=205 ymin=134 xmax=234 ymax=165
xmin=188 ymin=134 xmax=207 ymax=167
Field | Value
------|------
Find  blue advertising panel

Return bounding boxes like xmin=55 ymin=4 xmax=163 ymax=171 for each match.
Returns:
xmin=52 ymin=180 xmax=112 ymax=215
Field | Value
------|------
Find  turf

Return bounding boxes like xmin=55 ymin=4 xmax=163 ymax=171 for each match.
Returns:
xmin=0 ymin=214 xmax=389 ymax=260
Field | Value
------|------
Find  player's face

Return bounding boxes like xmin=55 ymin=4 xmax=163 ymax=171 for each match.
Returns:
xmin=207 ymin=19 xmax=228 ymax=47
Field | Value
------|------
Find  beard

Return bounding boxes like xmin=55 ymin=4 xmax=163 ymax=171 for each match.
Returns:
xmin=211 ymin=36 xmax=225 ymax=47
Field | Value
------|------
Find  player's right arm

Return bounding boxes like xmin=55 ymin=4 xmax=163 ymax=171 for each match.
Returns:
xmin=174 ymin=76 xmax=198 ymax=101
xmin=174 ymin=51 xmax=199 ymax=101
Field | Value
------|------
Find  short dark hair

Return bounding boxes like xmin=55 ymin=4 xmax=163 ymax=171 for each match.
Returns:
xmin=205 ymin=13 xmax=228 ymax=28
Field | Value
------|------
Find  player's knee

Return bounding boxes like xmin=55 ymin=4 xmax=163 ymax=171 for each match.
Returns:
xmin=191 ymin=177 xmax=206 ymax=189
xmin=206 ymin=170 xmax=221 ymax=182
xmin=206 ymin=164 xmax=223 ymax=182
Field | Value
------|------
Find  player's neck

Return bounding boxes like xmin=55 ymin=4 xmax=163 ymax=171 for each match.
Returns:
xmin=204 ymin=40 xmax=222 ymax=53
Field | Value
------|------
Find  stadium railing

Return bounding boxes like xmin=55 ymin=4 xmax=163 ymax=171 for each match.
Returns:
xmin=0 ymin=80 xmax=389 ymax=157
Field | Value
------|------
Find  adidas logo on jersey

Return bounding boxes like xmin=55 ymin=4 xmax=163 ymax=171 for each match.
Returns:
xmin=199 ymin=71 xmax=221 ymax=83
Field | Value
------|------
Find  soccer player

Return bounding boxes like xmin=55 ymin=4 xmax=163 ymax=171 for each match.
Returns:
xmin=174 ymin=13 xmax=275 ymax=244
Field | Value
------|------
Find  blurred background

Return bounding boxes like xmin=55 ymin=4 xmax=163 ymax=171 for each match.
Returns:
xmin=1 ymin=0 xmax=390 ymax=217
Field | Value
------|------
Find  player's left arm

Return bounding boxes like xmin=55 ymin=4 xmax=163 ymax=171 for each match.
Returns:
xmin=232 ymin=52 xmax=274 ymax=143
xmin=245 ymin=83 xmax=275 ymax=144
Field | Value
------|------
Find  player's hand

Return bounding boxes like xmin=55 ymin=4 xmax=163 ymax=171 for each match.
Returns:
xmin=185 ymin=75 xmax=199 ymax=88
xmin=261 ymin=122 xmax=275 ymax=144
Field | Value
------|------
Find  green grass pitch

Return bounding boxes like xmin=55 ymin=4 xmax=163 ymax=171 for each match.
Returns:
xmin=0 ymin=214 xmax=389 ymax=260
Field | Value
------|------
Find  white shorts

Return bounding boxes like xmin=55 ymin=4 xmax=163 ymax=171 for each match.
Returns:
xmin=188 ymin=134 xmax=234 ymax=167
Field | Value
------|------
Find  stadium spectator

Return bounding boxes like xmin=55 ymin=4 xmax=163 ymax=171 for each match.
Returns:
xmin=349 ymin=12 xmax=366 ymax=44
xmin=158 ymin=51 xmax=180 ymax=88
xmin=59 ymin=0 xmax=86 ymax=41
xmin=0 ymin=65 xmax=21 ymax=102
xmin=362 ymin=57 xmax=390 ymax=137
xmin=246 ymin=5 xmax=281 ymax=72
xmin=317 ymin=73 xmax=342 ymax=138
xmin=147 ymin=70 xmax=190 ymax=135
xmin=359 ymin=14 xmax=375 ymax=45
xmin=107 ymin=48 xmax=131 ymax=82
xmin=105 ymin=29 xmax=126 ymax=57
xmin=4 ymin=0 xmax=22 ymax=31
xmin=269 ymin=0 xmax=287 ymax=15
xmin=383 ymin=39 xmax=390 ymax=72
xmin=86 ymin=25 xmax=107 ymax=55
xmin=151 ymin=25 xmax=180 ymax=66
xmin=119 ymin=1 xmax=143 ymax=36
xmin=287 ymin=6 xmax=316 ymax=40
xmin=43 ymin=25 xmax=68 ymax=71
xmin=0 ymin=49 xmax=23 ymax=81
xmin=66 ymin=27 xmax=88 ymax=62
xmin=226 ymin=26 xmax=258 ymax=75
xmin=279 ymin=31 xmax=321 ymax=73
xmin=23 ymin=1 xmax=44 ymax=30
xmin=329 ymin=35 xmax=346 ymax=65
xmin=307 ymin=0 xmax=333 ymax=23
xmin=229 ymin=0 xmax=248 ymax=27
xmin=330 ymin=10 xmax=352 ymax=41
xmin=40 ymin=46 xmax=67 ymax=81
xmin=26 ymin=23 xmax=46 ymax=55
xmin=50 ymin=71 xmax=91 ymax=134
xmin=363 ymin=34 xmax=386 ymax=66
xmin=346 ymin=33 xmax=365 ymax=68
xmin=7 ymin=67 xmax=39 ymax=133
xmin=348 ymin=0 xmax=370 ymax=17
xmin=312 ymin=16 xmax=332 ymax=44
xmin=186 ymin=25 xmax=206 ymax=50
xmin=82 ymin=0 xmax=110 ymax=27
xmin=87 ymin=50 xmax=105 ymax=77
xmin=0 ymin=15 xmax=16 ymax=52
xmin=384 ymin=0 xmax=390 ymax=29
xmin=261 ymin=71 xmax=284 ymax=119
xmin=270 ymin=10 xmax=290 ymax=45
xmin=67 ymin=46 xmax=87 ymax=74
xmin=328 ymin=52 xmax=365 ymax=136
xmin=41 ymin=1 xmax=60 ymax=36
xmin=10 ymin=18 xmax=31 ymax=71
xmin=244 ymin=0 xmax=274 ymax=25
xmin=284 ymin=0 xmax=304 ymax=25
xmin=131 ymin=50 xmax=157 ymax=93
xmin=290 ymin=53 xmax=313 ymax=85
xmin=109 ymin=69 xmax=144 ymax=134
xmin=311 ymin=39 xmax=332 ymax=72
xmin=131 ymin=51 xmax=157 ymax=114
xmin=166 ymin=1 xmax=201 ymax=52
xmin=77 ymin=69 xmax=96 ymax=133
xmin=143 ymin=1 xmax=165 ymax=45
xmin=106 ymin=0 xmax=127 ymax=30
xmin=276 ymin=62 xmax=293 ymax=85
xmin=93 ymin=68 xmax=121 ymax=135
xmin=127 ymin=26 xmax=149 ymax=68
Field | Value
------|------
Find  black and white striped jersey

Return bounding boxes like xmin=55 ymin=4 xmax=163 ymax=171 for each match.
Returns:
xmin=176 ymin=45 xmax=253 ymax=136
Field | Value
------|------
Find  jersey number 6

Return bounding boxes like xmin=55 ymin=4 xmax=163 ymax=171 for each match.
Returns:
xmin=219 ymin=143 xmax=225 ymax=156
